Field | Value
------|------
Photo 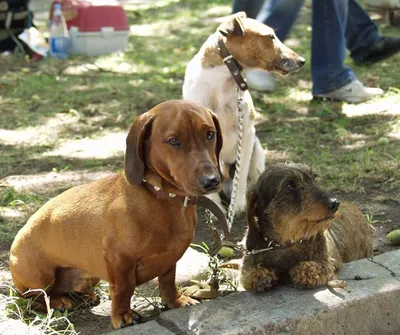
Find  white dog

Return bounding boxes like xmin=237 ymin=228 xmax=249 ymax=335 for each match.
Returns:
xmin=183 ymin=12 xmax=304 ymax=212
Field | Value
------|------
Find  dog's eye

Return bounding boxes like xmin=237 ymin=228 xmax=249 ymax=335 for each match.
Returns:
xmin=168 ymin=138 xmax=181 ymax=146
xmin=268 ymin=34 xmax=275 ymax=40
xmin=287 ymin=181 xmax=297 ymax=190
xmin=206 ymin=131 xmax=215 ymax=141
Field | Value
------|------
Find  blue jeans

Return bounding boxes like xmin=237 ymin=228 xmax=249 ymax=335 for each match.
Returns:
xmin=232 ymin=0 xmax=264 ymax=18
xmin=232 ymin=0 xmax=381 ymax=94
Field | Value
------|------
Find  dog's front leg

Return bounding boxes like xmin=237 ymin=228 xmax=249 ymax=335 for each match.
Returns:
xmin=158 ymin=265 xmax=199 ymax=308
xmin=240 ymin=263 xmax=278 ymax=292
xmin=105 ymin=254 xmax=141 ymax=329
xmin=289 ymin=260 xmax=335 ymax=289
xmin=234 ymin=124 xmax=256 ymax=212
xmin=248 ymin=136 xmax=265 ymax=184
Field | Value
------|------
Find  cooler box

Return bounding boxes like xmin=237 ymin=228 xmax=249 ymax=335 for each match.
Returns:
xmin=51 ymin=0 xmax=129 ymax=56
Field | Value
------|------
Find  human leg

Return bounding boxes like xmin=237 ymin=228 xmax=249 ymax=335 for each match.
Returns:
xmin=345 ymin=0 xmax=380 ymax=60
xmin=311 ymin=0 xmax=383 ymax=102
xmin=256 ymin=0 xmax=305 ymax=41
xmin=232 ymin=0 xmax=263 ymax=19
xmin=345 ymin=0 xmax=400 ymax=63
xmin=311 ymin=0 xmax=355 ymax=95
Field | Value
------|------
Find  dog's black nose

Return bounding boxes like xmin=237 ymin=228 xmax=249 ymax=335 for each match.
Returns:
xmin=298 ymin=57 xmax=306 ymax=66
xmin=279 ymin=57 xmax=305 ymax=72
xmin=327 ymin=198 xmax=340 ymax=211
xmin=200 ymin=175 xmax=220 ymax=192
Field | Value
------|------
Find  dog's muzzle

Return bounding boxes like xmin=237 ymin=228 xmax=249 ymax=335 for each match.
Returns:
xmin=200 ymin=175 xmax=221 ymax=192
xmin=279 ymin=57 xmax=305 ymax=73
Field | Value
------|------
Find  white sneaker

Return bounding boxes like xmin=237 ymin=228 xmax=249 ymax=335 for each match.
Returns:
xmin=313 ymin=80 xmax=384 ymax=103
xmin=245 ymin=70 xmax=276 ymax=92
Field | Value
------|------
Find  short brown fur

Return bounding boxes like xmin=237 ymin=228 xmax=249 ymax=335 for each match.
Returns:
xmin=241 ymin=162 xmax=373 ymax=291
xmin=9 ymin=100 xmax=226 ymax=329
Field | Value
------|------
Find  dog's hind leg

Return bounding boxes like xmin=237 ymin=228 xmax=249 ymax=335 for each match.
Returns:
xmin=9 ymin=254 xmax=73 ymax=311
xmin=248 ymin=136 xmax=265 ymax=185
xmin=51 ymin=268 xmax=100 ymax=306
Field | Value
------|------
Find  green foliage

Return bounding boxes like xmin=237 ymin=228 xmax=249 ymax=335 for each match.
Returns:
xmin=191 ymin=242 xmax=238 ymax=292
xmin=0 ymin=187 xmax=40 ymax=207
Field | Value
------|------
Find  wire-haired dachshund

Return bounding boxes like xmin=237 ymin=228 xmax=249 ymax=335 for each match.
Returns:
xmin=241 ymin=162 xmax=373 ymax=292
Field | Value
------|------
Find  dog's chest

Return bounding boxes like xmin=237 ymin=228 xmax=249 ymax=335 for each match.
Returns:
xmin=135 ymin=206 xmax=196 ymax=284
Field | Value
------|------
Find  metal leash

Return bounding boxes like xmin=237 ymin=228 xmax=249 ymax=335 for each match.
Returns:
xmin=203 ymin=88 xmax=245 ymax=252
xmin=204 ymin=209 xmax=222 ymax=255
xmin=226 ymin=87 xmax=245 ymax=231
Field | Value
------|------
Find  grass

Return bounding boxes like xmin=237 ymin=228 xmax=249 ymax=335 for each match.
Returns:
xmin=0 ymin=286 xmax=78 ymax=335
xmin=0 ymin=0 xmax=399 ymax=333
xmin=0 ymin=187 xmax=41 ymax=207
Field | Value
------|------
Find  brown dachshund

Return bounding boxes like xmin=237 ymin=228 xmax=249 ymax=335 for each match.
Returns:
xmin=9 ymin=100 xmax=227 ymax=329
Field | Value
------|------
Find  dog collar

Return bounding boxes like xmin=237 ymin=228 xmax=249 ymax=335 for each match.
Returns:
xmin=244 ymin=240 xmax=302 ymax=256
xmin=217 ymin=35 xmax=248 ymax=91
xmin=142 ymin=180 xmax=229 ymax=239
xmin=244 ymin=238 xmax=304 ymax=255
xmin=244 ymin=216 xmax=306 ymax=255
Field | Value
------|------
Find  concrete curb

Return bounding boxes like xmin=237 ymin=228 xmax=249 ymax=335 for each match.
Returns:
xmin=109 ymin=249 xmax=400 ymax=335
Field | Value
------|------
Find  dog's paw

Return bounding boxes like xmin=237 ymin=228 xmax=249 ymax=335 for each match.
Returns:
xmin=167 ymin=295 xmax=200 ymax=308
xmin=50 ymin=295 xmax=74 ymax=311
xmin=111 ymin=309 xmax=141 ymax=329
xmin=241 ymin=266 xmax=278 ymax=292
xmin=290 ymin=261 xmax=333 ymax=289
xmin=180 ymin=285 xmax=220 ymax=300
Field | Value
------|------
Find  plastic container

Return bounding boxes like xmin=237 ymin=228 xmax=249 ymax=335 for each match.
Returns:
xmin=50 ymin=0 xmax=129 ymax=56
xmin=49 ymin=3 xmax=70 ymax=59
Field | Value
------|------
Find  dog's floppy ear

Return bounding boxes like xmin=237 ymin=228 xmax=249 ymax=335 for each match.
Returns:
xmin=124 ymin=113 xmax=154 ymax=185
xmin=245 ymin=179 xmax=274 ymax=250
xmin=219 ymin=13 xmax=245 ymax=37
xmin=209 ymin=110 xmax=228 ymax=180
xmin=245 ymin=186 xmax=263 ymax=250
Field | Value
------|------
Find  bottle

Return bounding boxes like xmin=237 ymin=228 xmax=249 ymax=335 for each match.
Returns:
xmin=49 ymin=3 xmax=69 ymax=59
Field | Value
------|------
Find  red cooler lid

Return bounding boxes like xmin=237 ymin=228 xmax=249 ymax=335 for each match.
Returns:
xmin=51 ymin=0 xmax=129 ymax=32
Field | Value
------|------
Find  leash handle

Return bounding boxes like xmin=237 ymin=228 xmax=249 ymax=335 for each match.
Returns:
xmin=197 ymin=196 xmax=229 ymax=239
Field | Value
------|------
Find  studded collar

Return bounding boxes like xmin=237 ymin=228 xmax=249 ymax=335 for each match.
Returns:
xmin=141 ymin=180 xmax=230 ymax=239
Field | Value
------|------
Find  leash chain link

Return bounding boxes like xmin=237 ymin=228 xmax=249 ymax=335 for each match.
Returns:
xmin=227 ymin=87 xmax=245 ymax=231
xmin=204 ymin=209 xmax=224 ymax=255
